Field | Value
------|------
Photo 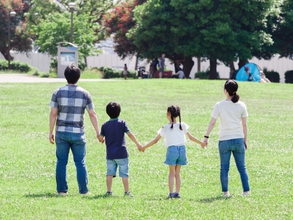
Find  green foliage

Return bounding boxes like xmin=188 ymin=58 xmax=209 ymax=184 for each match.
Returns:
xmin=273 ymin=0 xmax=293 ymax=59
xmin=263 ymin=68 xmax=280 ymax=83
xmin=0 ymin=1 xmax=32 ymax=60
xmin=0 ymin=59 xmax=30 ymax=72
xmin=101 ymin=67 xmax=136 ymax=79
xmin=284 ymin=70 xmax=293 ymax=83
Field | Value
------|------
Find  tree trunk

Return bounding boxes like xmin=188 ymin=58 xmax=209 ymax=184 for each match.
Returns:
xmin=238 ymin=59 xmax=248 ymax=69
xmin=0 ymin=48 xmax=14 ymax=61
xmin=181 ymin=56 xmax=194 ymax=78
xmin=84 ymin=57 xmax=88 ymax=68
xmin=209 ymin=57 xmax=218 ymax=79
xmin=197 ymin=57 xmax=201 ymax=72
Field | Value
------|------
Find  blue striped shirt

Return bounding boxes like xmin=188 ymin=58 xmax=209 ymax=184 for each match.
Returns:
xmin=50 ymin=85 xmax=94 ymax=133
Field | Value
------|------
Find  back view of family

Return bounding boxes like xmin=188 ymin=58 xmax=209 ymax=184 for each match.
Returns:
xmin=49 ymin=64 xmax=250 ymax=198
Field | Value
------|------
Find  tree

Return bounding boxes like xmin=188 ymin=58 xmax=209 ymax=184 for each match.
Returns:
xmin=26 ymin=0 xmax=114 ymax=66
xmin=103 ymin=0 xmax=147 ymax=59
xmin=130 ymin=0 xmax=277 ymax=78
xmin=273 ymin=0 xmax=293 ymax=59
xmin=0 ymin=0 xmax=32 ymax=62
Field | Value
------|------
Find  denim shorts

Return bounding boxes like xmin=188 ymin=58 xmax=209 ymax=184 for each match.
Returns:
xmin=164 ymin=145 xmax=187 ymax=166
xmin=106 ymin=158 xmax=129 ymax=178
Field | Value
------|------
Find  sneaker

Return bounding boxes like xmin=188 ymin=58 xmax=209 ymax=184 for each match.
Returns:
xmin=168 ymin=193 xmax=174 ymax=198
xmin=124 ymin=192 xmax=134 ymax=197
xmin=173 ymin=192 xmax=181 ymax=198
xmin=105 ymin=191 xmax=112 ymax=196
xmin=58 ymin=192 xmax=68 ymax=196
xmin=222 ymin=191 xmax=230 ymax=197
xmin=242 ymin=191 xmax=250 ymax=196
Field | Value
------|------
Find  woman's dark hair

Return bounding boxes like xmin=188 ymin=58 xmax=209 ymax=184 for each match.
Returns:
xmin=167 ymin=105 xmax=182 ymax=130
xmin=224 ymin=80 xmax=240 ymax=103
xmin=64 ymin=64 xmax=80 ymax=84
xmin=106 ymin=102 xmax=121 ymax=118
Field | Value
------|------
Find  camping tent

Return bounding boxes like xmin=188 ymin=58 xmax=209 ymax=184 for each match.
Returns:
xmin=236 ymin=63 xmax=261 ymax=82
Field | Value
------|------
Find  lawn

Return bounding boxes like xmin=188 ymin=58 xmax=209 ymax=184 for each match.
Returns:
xmin=0 ymin=78 xmax=292 ymax=219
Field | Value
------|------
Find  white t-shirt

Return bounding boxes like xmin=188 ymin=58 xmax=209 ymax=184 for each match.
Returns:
xmin=211 ymin=100 xmax=248 ymax=141
xmin=158 ymin=122 xmax=189 ymax=147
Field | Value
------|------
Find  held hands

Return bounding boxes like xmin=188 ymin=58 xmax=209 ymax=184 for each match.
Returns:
xmin=137 ymin=144 xmax=145 ymax=152
xmin=200 ymin=142 xmax=207 ymax=148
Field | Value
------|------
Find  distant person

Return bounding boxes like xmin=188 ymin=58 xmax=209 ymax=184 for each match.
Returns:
xmin=203 ymin=80 xmax=250 ymax=197
xmin=49 ymin=64 xmax=100 ymax=195
xmin=172 ymin=68 xmax=184 ymax=79
xmin=141 ymin=105 xmax=206 ymax=198
xmin=98 ymin=102 xmax=142 ymax=197
xmin=150 ymin=59 xmax=158 ymax=78
xmin=123 ymin=64 xmax=128 ymax=80
xmin=260 ymin=70 xmax=271 ymax=83
xmin=158 ymin=54 xmax=166 ymax=78
xmin=244 ymin=66 xmax=253 ymax=81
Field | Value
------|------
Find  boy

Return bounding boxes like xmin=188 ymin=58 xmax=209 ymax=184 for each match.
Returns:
xmin=98 ymin=102 xmax=142 ymax=197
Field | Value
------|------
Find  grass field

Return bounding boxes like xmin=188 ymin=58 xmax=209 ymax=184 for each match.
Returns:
xmin=0 ymin=78 xmax=292 ymax=219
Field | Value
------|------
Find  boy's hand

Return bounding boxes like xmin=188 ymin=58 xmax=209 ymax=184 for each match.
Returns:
xmin=97 ymin=135 xmax=104 ymax=143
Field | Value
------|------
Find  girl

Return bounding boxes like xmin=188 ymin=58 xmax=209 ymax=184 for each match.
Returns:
xmin=141 ymin=105 xmax=206 ymax=198
xmin=203 ymin=80 xmax=250 ymax=197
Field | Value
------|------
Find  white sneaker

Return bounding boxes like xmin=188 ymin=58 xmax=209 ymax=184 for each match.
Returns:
xmin=242 ymin=191 xmax=250 ymax=196
xmin=222 ymin=191 xmax=230 ymax=197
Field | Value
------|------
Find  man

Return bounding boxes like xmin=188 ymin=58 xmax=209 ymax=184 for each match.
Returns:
xmin=158 ymin=53 xmax=166 ymax=78
xmin=49 ymin=64 xmax=100 ymax=195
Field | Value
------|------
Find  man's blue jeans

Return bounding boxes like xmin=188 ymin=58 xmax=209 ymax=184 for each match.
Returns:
xmin=55 ymin=131 xmax=88 ymax=194
xmin=218 ymin=138 xmax=250 ymax=192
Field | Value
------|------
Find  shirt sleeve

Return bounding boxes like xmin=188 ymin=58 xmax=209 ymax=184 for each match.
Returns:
xmin=158 ymin=126 xmax=165 ymax=137
xmin=181 ymin=122 xmax=189 ymax=134
xmin=211 ymin=103 xmax=220 ymax=119
xmin=49 ymin=90 xmax=58 ymax=108
xmin=86 ymin=93 xmax=94 ymax=110
xmin=241 ymin=102 xmax=248 ymax=118
xmin=124 ymin=121 xmax=130 ymax=133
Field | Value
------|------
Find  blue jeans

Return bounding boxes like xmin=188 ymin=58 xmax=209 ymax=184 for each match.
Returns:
xmin=55 ymin=131 xmax=88 ymax=194
xmin=218 ymin=138 xmax=250 ymax=192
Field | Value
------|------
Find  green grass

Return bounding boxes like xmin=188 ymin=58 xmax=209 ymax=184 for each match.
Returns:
xmin=0 ymin=79 xmax=292 ymax=219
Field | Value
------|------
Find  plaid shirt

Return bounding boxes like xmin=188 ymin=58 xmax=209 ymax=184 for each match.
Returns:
xmin=50 ymin=85 xmax=94 ymax=133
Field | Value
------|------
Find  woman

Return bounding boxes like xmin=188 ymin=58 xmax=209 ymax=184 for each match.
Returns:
xmin=203 ymin=80 xmax=250 ymax=197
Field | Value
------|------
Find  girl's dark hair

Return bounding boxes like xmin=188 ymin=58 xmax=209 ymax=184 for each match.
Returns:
xmin=224 ymin=80 xmax=240 ymax=103
xmin=106 ymin=102 xmax=121 ymax=118
xmin=167 ymin=105 xmax=182 ymax=130
xmin=64 ymin=64 xmax=80 ymax=84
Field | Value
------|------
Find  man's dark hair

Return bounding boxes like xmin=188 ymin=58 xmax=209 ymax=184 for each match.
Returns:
xmin=64 ymin=64 xmax=80 ymax=84
xmin=106 ymin=102 xmax=121 ymax=118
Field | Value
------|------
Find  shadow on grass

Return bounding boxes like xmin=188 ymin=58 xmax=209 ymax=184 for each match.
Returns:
xmin=197 ymin=196 xmax=231 ymax=203
xmin=24 ymin=192 xmax=61 ymax=198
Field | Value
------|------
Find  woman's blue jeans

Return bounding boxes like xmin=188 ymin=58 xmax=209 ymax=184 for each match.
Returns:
xmin=218 ymin=138 xmax=250 ymax=192
xmin=55 ymin=132 xmax=88 ymax=194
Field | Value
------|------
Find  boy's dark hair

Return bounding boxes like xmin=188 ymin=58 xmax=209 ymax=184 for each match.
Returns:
xmin=64 ymin=64 xmax=80 ymax=84
xmin=224 ymin=79 xmax=240 ymax=103
xmin=106 ymin=102 xmax=121 ymax=118
xmin=167 ymin=105 xmax=182 ymax=130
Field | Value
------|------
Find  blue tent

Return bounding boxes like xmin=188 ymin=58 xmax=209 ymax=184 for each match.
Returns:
xmin=236 ymin=63 xmax=261 ymax=82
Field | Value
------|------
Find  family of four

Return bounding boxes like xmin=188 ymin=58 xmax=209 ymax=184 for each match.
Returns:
xmin=49 ymin=64 xmax=250 ymax=198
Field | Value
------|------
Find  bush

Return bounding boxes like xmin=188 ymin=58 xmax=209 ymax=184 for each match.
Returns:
xmin=285 ymin=70 xmax=293 ymax=83
xmin=263 ymin=68 xmax=280 ymax=83
xmin=101 ymin=66 xmax=137 ymax=79
xmin=195 ymin=69 xmax=219 ymax=79
xmin=0 ymin=60 xmax=30 ymax=72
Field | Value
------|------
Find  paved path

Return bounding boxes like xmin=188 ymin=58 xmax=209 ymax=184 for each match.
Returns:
xmin=0 ymin=74 xmax=108 ymax=83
